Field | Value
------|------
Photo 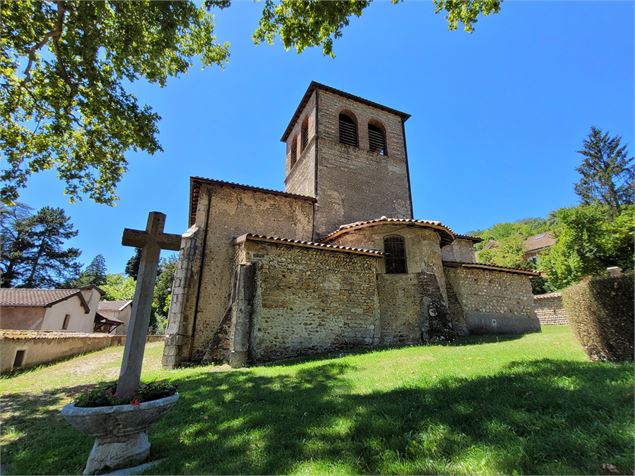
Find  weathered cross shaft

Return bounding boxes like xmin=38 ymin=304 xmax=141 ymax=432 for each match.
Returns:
xmin=117 ymin=212 xmax=181 ymax=399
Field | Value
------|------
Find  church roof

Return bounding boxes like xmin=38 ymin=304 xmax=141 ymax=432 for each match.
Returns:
xmin=321 ymin=217 xmax=457 ymax=246
xmin=281 ymin=82 xmax=411 ymax=142
xmin=189 ymin=177 xmax=316 ymax=226
xmin=443 ymin=260 xmax=540 ymax=276
xmin=233 ymin=233 xmax=383 ymax=257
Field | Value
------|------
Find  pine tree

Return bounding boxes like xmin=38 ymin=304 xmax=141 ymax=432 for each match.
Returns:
xmin=125 ymin=248 xmax=141 ymax=280
xmin=1 ymin=206 xmax=82 ymax=288
xmin=75 ymin=254 xmax=108 ymax=287
xmin=575 ymin=127 xmax=634 ymax=214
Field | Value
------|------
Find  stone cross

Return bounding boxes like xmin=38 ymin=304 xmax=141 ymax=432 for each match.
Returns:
xmin=117 ymin=212 xmax=181 ymax=399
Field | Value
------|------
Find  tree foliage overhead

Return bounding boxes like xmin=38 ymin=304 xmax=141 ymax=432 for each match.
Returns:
xmin=575 ymin=127 xmax=634 ymax=213
xmin=2 ymin=0 xmax=501 ymax=205
xmin=1 ymin=0 xmax=230 ymax=205
xmin=0 ymin=204 xmax=81 ymax=287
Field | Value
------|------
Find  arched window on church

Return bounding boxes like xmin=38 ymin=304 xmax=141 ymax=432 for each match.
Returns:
xmin=301 ymin=117 xmax=309 ymax=151
xmin=384 ymin=235 xmax=407 ymax=274
xmin=290 ymin=136 xmax=298 ymax=167
xmin=368 ymin=122 xmax=387 ymax=155
xmin=339 ymin=112 xmax=358 ymax=147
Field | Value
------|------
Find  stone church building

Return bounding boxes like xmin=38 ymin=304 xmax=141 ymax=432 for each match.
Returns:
xmin=163 ymin=82 xmax=540 ymax=368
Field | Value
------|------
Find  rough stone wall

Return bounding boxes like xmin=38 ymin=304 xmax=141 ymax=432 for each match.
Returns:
xmin=377 ymin=274 xmax=423 ymax=345
xmin=241 ymin=240 xmax=381 ymax=362
xmin=187 ymin=185 xmax=314 ymax=361
xmin=534 ymin=293 xmax=567 ymax=325
xmin=441 ymin=239 xmax=477 ymax=263
xmin=285 ymin=91 xmax=317 ymax=198
xmin=444 ymin=265 xmax=540 ymax=334
xmin=328 ymin=225 xmax=448 ymax=304
xmin=314 ymin=90 xmax=412 ymax=237
xmin=162 ymin=225 xmax=201 ymax=368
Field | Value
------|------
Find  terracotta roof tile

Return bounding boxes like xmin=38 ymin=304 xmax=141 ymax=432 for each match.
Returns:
xmin=234 ymin=233 xmax=383 ymax=257
xmin=0 ymin=288 xmax=82 ymax=307
xmin=523 ymin=232 xmax=556 ymax=252
xmin=455 ymin=234 xmax=483 ymax=243
xmin=322 ymin=217 xmax=457 ymax=246
xmin=98 ymin=300 xmax=132 ymax=312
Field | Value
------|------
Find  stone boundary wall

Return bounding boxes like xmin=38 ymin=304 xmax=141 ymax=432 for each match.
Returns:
xmin=444 ymin=266 xmax=540 ymax=334
xmin=533 ymin=292 xmax=567 ymax=325
xmin=1 ymin=330 xmax=163 ymax=373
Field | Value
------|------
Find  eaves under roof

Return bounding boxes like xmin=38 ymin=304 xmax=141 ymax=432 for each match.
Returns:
xmin=234 ymin=233 xmax=383 ymax=257
xmin=189 ymin=176 xmax=316 ymax=227
xmin=455 ymin=234 xmax=483 ymax=243
xmin=281 ymin=81 xmax=411 ymax=142
xmin=321 ymin=217 xmax=457 ymax=247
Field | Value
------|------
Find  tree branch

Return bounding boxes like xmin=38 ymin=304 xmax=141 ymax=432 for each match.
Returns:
xmin=22 ymin=0 xmax=67 ymax=81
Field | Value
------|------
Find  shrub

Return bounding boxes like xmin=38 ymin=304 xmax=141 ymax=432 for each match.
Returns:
xmin=74 ymin=381 xmax=177 ymax=408
xmin=562 ymin=273 xmax=634 ymax=361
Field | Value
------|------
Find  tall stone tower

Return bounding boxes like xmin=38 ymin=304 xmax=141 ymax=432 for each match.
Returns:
xmin=281 ymin=82 xmax=414 ymax=238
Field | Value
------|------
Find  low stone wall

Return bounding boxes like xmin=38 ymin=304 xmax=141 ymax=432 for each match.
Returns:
xmin=533 ymin=292 xmax=567 ymax=325
xmin=1 ymin=331 xmax=163 ymax=373
xmin=444 ymin=265 xmax=540 ymax=334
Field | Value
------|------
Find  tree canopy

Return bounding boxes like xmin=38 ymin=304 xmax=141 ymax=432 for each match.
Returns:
xmin=0 ymin=205 xmax=81 ymax=287
xmin=73 ymin=254 xmax=107 ymax=287
xmin=575 ymin=127 xmax=634 ymax=214
xmin=2 ymin=0 xmax=501 ymax=206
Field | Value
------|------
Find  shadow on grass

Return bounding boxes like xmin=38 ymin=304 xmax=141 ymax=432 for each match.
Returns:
xmin=2 ymin=359 xmax=633 ymax=475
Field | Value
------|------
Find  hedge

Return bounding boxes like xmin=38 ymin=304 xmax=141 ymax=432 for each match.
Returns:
xmin=562 ymin=273 xmax=634 ymax=362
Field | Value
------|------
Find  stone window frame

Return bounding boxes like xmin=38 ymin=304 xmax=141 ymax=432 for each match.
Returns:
xmin=290 ymin=135 xmax=298 ymax=168
xmin=368 ymin=120 xmax=388 ymax=156
xmin=338 ymin=110 xmax=359 ymax=148
xmin=384 ymin=235 xmax=408 ymax=274
xmin=300 ymin=116 xmax=309 ymax=152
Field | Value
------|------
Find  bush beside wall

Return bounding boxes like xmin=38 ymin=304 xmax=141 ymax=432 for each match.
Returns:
xmin=562 ymin=273 xmax=634 ymax=361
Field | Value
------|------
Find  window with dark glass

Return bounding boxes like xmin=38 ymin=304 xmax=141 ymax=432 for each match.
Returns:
xmin=290 ymin=137 xmax=297 ymax=167
xmin=62 ymin=314 xmax=70 ymax=330
xmin=384 ymin=235 xmax=407 ymax=274
xmin=339 ymin=112 xmax=358 ymax=147
xmin=301 ymin=117 xmax=309 ymax=150
xmin=368 ymin=123 xmax=387 ymax=155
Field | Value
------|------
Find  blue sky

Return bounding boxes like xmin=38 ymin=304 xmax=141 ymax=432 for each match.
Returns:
xmin=19 ymin=0 xmax=634 ymax=274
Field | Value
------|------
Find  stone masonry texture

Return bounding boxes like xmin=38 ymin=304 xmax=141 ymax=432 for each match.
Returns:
xmin=533 ymin=293 xmax=568 ymax=325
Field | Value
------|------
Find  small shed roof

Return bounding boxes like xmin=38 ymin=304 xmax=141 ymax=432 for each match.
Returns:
xmin=234 ymin=233 xmax=383 ymax=257
xmin=98 ymin=300 xmax=132 ymax=312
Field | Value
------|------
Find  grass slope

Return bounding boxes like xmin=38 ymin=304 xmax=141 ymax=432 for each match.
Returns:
xmin=1 ymin=326 xmax=633 ymax=475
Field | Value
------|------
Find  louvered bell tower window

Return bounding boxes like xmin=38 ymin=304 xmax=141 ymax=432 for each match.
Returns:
xmin=339 ymin=113 xmax=358 ymax=147
xmin=368 ymin=123 xmax=387 ymax=155
xmin=384 ymin=235 xmax=407 ymax=274
xmin=301 ymin=118 xmax=309 ymax=150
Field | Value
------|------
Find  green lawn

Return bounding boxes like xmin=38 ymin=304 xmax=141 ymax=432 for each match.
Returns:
xmin=1 ymin=326 xmax=633 ymax=475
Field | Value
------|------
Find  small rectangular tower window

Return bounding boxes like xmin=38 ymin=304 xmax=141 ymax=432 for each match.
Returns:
xmin=290 ymin=137 xmax=298 ymax=167
xmin=339 ymin=112 xmax=358 ymax=147
xmin=62 ymin=314 xmax=71 ymax=330
xmin=368 ymin=123 xmax=387 ymax=155
xmin=301 ymin=117 xmax=309 ymax=151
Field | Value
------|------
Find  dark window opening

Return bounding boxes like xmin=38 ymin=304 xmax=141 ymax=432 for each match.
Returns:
xmin=384 ymin=235 xmax=407 ymax=274
xmin=62 ymin=314 xmax=70 ymax=330
xmin=13 ymin=350 xmax=25 ymax=368
xmin=301 ymin=118 xmax=309 ymax=151
xmin=368 ymin=123 xmax=387 ymax=155
xmin=290 ymin=137 xmax=298 ymax=167
xmin=339 ymin=113 xmax=358 ymax=147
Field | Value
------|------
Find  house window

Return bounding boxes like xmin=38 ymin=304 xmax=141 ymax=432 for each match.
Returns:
xmin=290 ymin=137 xmax=298 ymax=167
xmin=301 ymin=117 xmax=309 ymax=151
xmin=339 ymin=112 xmax=358 ymax=147
xmin=368 ymin=122 xmax=387 ymax=155
xmin=384 ymin=235 xmax=407 ymax=274
xmin=62 ymin=314 xmax=70 ymax=330
xmin=13 ymin=350 xmax=25 ymax=369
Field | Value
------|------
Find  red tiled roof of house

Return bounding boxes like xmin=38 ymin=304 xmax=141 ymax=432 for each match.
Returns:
xmin=523 ymin=232 xmax=556 ymax=252
xmin=233 ymin=233 xmax=383 ymax=257
xmin=322 ymin=217 xmax=457 ymax=246
xmin=0 ymin=287 xmax=96 ymax=312
xmin=97 ymin=300 xmax=132 ymax=312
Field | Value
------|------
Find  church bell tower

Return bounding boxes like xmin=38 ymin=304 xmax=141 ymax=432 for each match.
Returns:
xmin=281 ymin=82 xmax=414 ymax=239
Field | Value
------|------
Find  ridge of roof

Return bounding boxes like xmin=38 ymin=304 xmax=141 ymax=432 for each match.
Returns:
xmin=0 ymin=288 xmax=92 ymax=311
xmin=189 ymin=176 xmax=316 ymax=227
xmin=281 ymin=81 xmax=411 ymax=142
xmin=234 ymin=233 xmax=383 ymax=257
xmin=321 ymin=217 xmax=457 ymax=246
xmin=443 ymin=260 xmax=540 ymax=276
